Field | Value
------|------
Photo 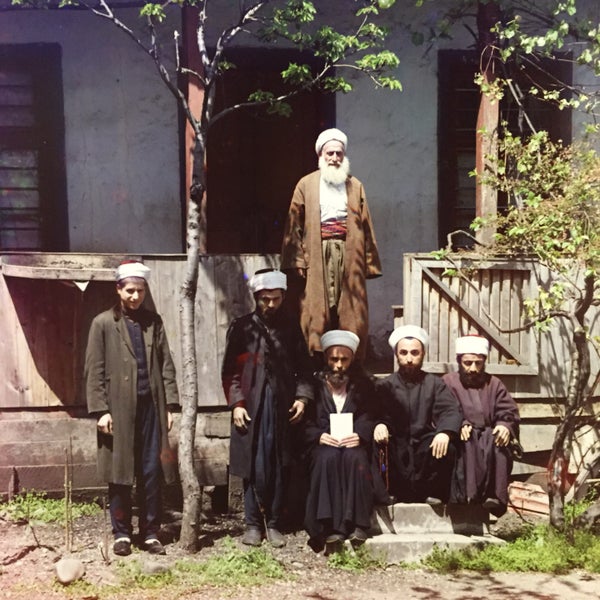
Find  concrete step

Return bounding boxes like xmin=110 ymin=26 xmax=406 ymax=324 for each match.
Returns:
xmin=370 ymin=502 xmax=490 ymax=536
xmin=365 ymin=531 xmax=504 ymax=564
xmin=363 ymin=502 xmax=503 ymax=564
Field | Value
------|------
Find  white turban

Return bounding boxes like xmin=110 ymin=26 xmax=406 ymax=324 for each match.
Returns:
xmin=115 ymin=261 xmax=151 ymax=282
xmin=456 ymin=335 xmax=489 ymax=356
xmin=249 ymin=270 xmax=287 ymax=293
xmin=315 ymin=128 xmax=348 ymax=155
xmin=388 ymin=325 xmax=428 ymax=350
xmin=321 ymin=330 xmax=360 ymax=354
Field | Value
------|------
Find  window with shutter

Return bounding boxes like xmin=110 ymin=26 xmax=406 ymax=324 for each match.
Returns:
xmin=0 ymin=44 xmax=67 ymax=251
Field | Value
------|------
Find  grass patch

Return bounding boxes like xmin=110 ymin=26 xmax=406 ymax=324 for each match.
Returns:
xmin=327 ymin=545 xmax=388 ymax=571
xmin=172 ymin=537 xmax=286 ymax=586
xmin=118 ymin=560 xmax=175 ymax=589
xmin=113 ymin=538 xmax=287 ymax=591
xmin=0 ymin=490 xmax=100 ymax=524
xmin=422 ymin=523 xmax=600 ymax=574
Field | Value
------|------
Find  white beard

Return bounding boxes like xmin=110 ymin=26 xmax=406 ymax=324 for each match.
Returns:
xmin=319 ymin=156 xmax=351 ymax=186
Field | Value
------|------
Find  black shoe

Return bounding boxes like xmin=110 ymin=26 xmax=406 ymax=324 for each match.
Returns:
xmin=325 ymin=532 xmax=345 ymax=545
xmin=349 ymin=527 xmax=368 ymax=547
xmin=324 ymin=532 xmax=344 ymax=556
xmin=425 ymin=496 xmax=443 ymax=506
xmin=144 ymin=538 xmax=166 ymax=555
xmin=242 ymin=527 xmax=262 ymax=547
xmin=113 ymin=538 xmax=132 ymax=556
xmin=483 ymin=497 xmax=502 ymax=511
xmin=266 ymin=528 xmax=286 ymax=548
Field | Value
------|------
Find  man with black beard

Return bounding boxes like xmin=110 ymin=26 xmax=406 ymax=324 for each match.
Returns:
xmin=280 ymin=128 xmax=382 ymax=361
xmin=222 ymin=269 xmax=313 ymax=547
xmin=303 ymin=330 xmax=382 ymax=554
xmin=374 ymin=325 xmax=462 ymax=504
xmin=443 ymin=335 xmax=520 ymax=516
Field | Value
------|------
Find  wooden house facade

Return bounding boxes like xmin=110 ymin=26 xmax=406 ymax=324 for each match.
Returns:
xmin=1 ymin=1 xmax=599 ymax=503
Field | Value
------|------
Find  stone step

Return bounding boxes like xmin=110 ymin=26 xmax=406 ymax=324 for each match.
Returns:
xmin=365 ymin=531 xmax=504 ymax=564
xmin=370 ymin=502 xmax=490 ymax=536
xmin=359 ymin=502 xmax=504 ymax=564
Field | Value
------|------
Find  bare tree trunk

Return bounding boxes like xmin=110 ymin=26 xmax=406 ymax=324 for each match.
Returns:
xmin=177 ymin=183 xmax=203 ymax=551
xmin=548 ymin=323 xmax=591 ymax=530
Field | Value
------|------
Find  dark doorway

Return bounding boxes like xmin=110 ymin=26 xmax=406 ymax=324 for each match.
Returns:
xmin=206 ymin=49 xmax=334 ymax=254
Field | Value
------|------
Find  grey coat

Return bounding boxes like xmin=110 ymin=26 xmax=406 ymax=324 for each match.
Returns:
xmin=85 ymin=305 xmax=179 ymax=485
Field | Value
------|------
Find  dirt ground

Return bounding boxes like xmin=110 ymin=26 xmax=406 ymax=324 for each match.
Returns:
xmin=1 ymin=508 xmax=599 ymax=600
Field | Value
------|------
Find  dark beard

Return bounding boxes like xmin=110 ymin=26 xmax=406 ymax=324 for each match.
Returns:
xmin=398 ymin=364 xmax=423 ymax=382
xmin=458 ymin=365 xmax=488 ymax=388
xmin=323 ymin=367 xmax=349 ymax=389
xmin=258 ymin=307 xmax=281 ymax=325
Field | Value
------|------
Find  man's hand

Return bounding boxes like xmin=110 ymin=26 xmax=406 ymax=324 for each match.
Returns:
xmin=167 ymin=411 xmax=173 ymax=431
xmin=493 ymin=424 xmax=510 ymax=446
xmin=460 ymin=423 xmax=472 ymax=441
xmin=296 ymin=268 xmax=307 ymax=278
xmin=339 ymin=433 xmax=360 ymax=448
xmin=233 ymin=407 xmax=251 ymax=430
xmin=319 ymin=433 xmax=340 ymax=447
xmin=97 ymin=413 xmax=113 ymax=435
xmin=374 ymin=424 xmax=389 ymax=444
xmin=430 ymin=432 xmax=450 ymax=458
xmin=289 ymin=400 xmax=306 ymax=424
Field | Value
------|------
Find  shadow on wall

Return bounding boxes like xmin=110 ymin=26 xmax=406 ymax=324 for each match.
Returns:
xmin=3 ymin=277 xmax=115 ymax=408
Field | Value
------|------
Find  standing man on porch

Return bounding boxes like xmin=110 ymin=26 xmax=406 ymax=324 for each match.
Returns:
xmin=222 ymin=269 xmax=314 ymax=548
xmin=85 ymin=261 xmax=179 ymax=557
xmin=443 ymin=335 xmax=520 ymax=516
xmin=280 ymin=128 xmax=382 ymax=361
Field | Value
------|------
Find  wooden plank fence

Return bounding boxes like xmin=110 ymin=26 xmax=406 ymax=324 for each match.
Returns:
xmin=401 ymin=253 xmax=600 ymax=480
xmin=0 ymin=252 xmax=278 ymax=493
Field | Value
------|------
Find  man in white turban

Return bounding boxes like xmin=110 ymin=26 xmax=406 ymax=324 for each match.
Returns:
xmin=303 ymin=329 xmax=386 ymax=554
xmin=443 ymin=335 xmax=520 ymax=516
xmin=374 ymin=325 xmax=462 ymax=505
xmin=280 ymin=128 xmax=382 ymax=361
xmin=85 ymin=261 xmax=179 ymax=557
xmin=222 ymin=269 xmax=313 ymax=548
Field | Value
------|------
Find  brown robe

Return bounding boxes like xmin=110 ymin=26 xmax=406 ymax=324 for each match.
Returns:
xmin=443 ymin=371 xmax=520 ymax=515
xmin=280 ymin=170 xmax=382 ymax=358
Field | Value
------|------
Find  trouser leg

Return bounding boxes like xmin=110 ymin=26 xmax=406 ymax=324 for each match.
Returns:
xmin=135 ymin=394 xmax=162 ymax=541
xmin=243 ymin=480 xmax=263 ymax=528
xmin=109 ymin=483 xmax=133 ymax=540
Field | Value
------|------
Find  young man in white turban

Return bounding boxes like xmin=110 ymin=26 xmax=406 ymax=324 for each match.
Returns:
xmin=374 ymin=325 xmax=462 ymax=505
xmin=443 ymin=335 xmax=520 ymax=516
xmin=85 ymin=261 xmax=179 ymax=557
xmin=222 ymin=269 xmax=313 ymax=548
xmin=280 ymin=128 xmax=382 ymax=361
xmin=303 ymin=329 xmax=384 ymax=554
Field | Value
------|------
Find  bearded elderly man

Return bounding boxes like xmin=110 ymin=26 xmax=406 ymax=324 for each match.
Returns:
xmin=85 ymin=261 xmax=179 ymax=557
xmin=303 ymin=330 xmax=383 ymax=554
xmin=443 ymin=335 xmax=520 ymax=516
xmin=280 ymin=128 xmax=382 ymax=361
xmin=374 ymin=325 xmax=462 ymax=505
xmin=222 ymin=269 xmax=313 ymax=548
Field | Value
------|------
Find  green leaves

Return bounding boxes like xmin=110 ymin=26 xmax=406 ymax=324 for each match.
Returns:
xmin=140 ymin=3 xmax=166 ymax=22
xmin=247 ymin=91 xmax=292 ymax=117
xmin=474 ymin=127 xmax=600 ymax=328
xmin=257 ymin=0 xmax=400 ymax=94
